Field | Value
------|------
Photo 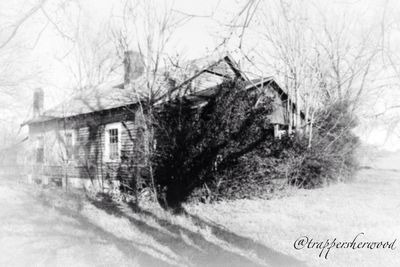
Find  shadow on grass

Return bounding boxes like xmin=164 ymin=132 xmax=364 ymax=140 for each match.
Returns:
xmin=39 ymin=195 xmax=176 ymax=267
xmin=182 ymin=210 xmax=307 ymax=267
xmin=90 ymin=196 xmax=307 ymax=267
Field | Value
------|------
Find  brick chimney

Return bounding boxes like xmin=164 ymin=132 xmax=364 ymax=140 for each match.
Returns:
xmin=123 ymin=51 xmax=145 ymax=88
xmin=33 ymin=88 xmax=44 ymax=117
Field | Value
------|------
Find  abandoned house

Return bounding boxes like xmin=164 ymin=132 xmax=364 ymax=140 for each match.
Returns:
xmin=22 ymin=52 xmax=304 ymax=189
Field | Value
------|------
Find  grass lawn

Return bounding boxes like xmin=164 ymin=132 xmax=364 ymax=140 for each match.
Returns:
xmin=186 ymin=168 xmax=400 ymax=266
xmin=32 ymin=151 xmax=400 ymax=267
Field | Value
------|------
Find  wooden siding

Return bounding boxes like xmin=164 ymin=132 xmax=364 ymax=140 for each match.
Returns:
xmin=28 ymin=106 xmax=148 ymax=189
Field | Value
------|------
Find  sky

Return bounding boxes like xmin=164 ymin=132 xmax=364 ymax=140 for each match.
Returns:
xmin=1 ymin=0 xmax=400 ymax=150
xmin=19 ymin=0 xmax=240 ymax=101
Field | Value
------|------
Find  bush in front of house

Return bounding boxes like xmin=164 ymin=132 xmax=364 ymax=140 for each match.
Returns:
xmin=152 ymin=78 xmax=360 ymax=209
xmin=152 ymin=79 xmax=274 ymax=210
xmin=185 ymin=99 xmax=359 ymax=202
xmin=294 ymin=100 xmax=360 ymax=186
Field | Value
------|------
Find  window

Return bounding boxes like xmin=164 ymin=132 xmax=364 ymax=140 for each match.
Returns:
xmin=64 ymin=130 xmax=75 ymax=160
xmin=108 ymin=128 xmax=119 ymax=160
xmin=36 ymin=136 xmax=44 ymax=163
xmin=105 ymin=123 xmax=121 ymax=161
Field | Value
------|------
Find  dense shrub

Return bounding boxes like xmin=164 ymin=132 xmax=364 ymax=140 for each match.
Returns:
xmin=152 ymin=78 xmax=360 ymax=208
xmin=298 ymin=100 xmax=360 ymax=185
xmin=186 ymin=100 xmax=360 ymax=201
xmin=152 ymin=79 xmax=274 ymax=209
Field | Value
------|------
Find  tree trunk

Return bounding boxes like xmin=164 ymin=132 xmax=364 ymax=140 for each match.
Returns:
xmin=308 ymin=111 xmax=315 ymax=148
xmin=295 ymin=86 xmax=301 ymax=132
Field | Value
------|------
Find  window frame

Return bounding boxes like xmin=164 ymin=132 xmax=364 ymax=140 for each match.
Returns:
xmin=104 ymin=122 xmax=122 ymax=162
xmin=35 ymin=135 xmax=44 ymax=163
xmin=63 ymin=129 xmax=76 ymax=161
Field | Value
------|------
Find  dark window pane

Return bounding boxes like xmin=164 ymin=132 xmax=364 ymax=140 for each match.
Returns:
xmin=65 ymin=132 xmax=73 ymax=159
xmin=36 ymin=148 xmax=44 ymax=163
xmin=36 ymin=137 xmax=44 ymax=163
xmin=108 ymin=128 xmax=119 ymax=160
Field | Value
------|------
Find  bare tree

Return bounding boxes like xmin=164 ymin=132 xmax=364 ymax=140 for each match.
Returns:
xmin=110 ymin=0 xmax=195 ymax=200
xmin=219 ymin=0 xmax=385 ymax=146
xmin=43 ymin=0 xmax=194 ymax=198
xmin=0 ymin=0 xmax=52 ymax=149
